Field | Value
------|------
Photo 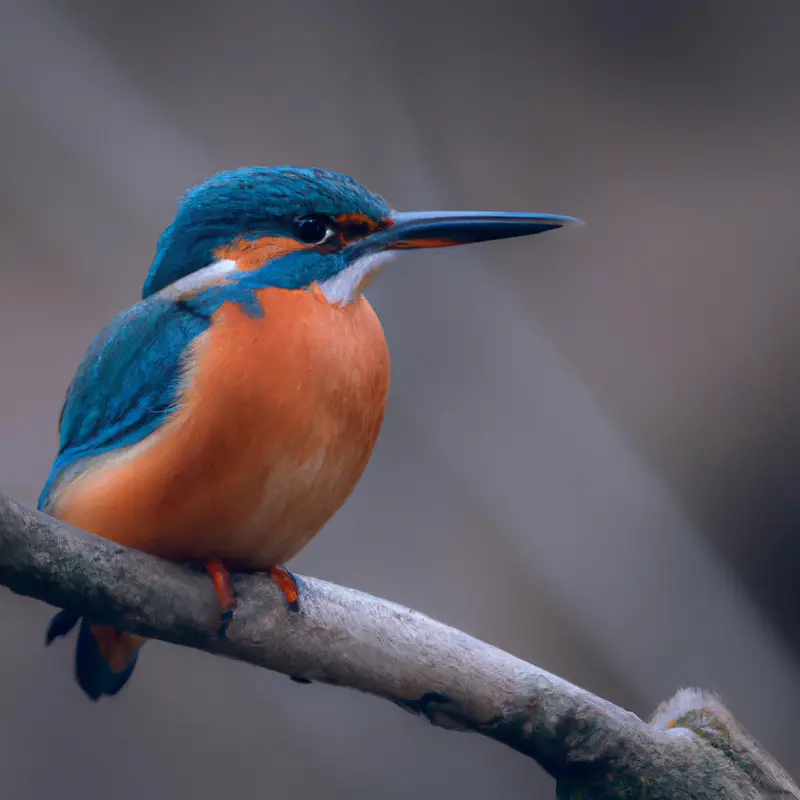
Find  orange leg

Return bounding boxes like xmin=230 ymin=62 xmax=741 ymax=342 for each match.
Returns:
xmin=270 ymin=568 xmax=304 ymax=683
xmin=205 ymin=558 xmax=236 ymax=637
xmin=268 ymin=566 xmax=300 ymax=612
xmin=204 ymin=560 xmax=299 ymax=636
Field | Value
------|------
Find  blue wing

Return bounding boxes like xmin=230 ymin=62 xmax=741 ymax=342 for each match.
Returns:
xmin=38 ymin=295 xmax=212 ymax=511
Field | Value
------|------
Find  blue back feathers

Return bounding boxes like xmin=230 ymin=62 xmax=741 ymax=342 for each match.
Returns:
xmin=42 ymin=165 xmax=395 ymax=699
xmin=142 ymin=166 xmax=391 ymax=297
xmin=40 ymin=166 xmax=391 ymax=511
xmin=38 ymin=297 xmax=210 ymax=510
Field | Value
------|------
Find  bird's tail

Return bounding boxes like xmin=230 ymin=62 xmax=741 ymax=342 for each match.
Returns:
xmin=46 ymin=611 xmax=144 ymax=700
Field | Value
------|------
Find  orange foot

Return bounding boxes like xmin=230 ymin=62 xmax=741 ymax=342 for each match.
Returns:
xmin=205 ymin=558 xmax=236 ymax=638
xmin=268 ymin=566 xmax=300 ymax=612
xmin=204 ymin=561 xmax=299 ymax=636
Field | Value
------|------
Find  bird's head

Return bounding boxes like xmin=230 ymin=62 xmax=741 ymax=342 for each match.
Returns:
xmin=142 ymin=166 xmax=581 ymax=304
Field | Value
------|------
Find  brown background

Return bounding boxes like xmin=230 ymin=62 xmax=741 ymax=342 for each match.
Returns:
xmin=0 ymin=1 xmax=798 ymax=797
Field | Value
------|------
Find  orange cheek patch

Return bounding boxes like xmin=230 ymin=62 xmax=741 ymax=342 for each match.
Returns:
xmin=214 ymin=236 xmax=309 ymax=271
xmin=336 ymin=213 xmax=392 ymax=243
xmin=337 ymin=212 xmax=378 ymax=230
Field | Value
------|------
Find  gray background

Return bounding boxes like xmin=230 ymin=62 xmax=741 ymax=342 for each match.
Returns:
xmin=0 ymin=1 xmax=798 ymax=798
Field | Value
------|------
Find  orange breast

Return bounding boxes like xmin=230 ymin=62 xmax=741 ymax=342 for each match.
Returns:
xmin=54 ymin=286 xmax=390 ymax=569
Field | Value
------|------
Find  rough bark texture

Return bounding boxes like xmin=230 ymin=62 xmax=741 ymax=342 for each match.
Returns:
xmin=0 ymin=492 xmax=795 ymax=799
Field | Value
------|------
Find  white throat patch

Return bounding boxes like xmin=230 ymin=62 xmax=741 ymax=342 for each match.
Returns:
xmin=155 ymin=251 xmax=397 ymax=306
xmin=319 ymin=251 xmax=397 ymax=305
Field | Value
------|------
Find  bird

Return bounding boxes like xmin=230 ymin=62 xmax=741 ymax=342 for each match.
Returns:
xmin=39 ymin=165 xmax=581 ymax=700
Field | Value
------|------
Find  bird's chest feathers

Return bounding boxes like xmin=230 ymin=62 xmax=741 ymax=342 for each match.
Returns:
xmin=183 ymin=286 xmax=390 ymax=526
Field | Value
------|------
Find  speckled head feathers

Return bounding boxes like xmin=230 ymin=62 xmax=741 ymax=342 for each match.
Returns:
xmin=142 ymin=166 xmax=582 ymax=302
xmin=142 ymin=166 xmax=391 ymax=297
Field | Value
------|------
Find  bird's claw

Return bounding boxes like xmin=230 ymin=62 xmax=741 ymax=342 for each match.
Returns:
xmin=205 ymin=560 xmax=300 ymax=638
xmin=205 ymin=558 xmax=237 ymax=638
xmin=268 ymin=566 xmax=300 ymax=612
xmin=216 ymin=605 xmax=235 ymax=639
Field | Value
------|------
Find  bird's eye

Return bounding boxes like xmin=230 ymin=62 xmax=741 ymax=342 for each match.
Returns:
xmin=292 ymin=215 xmax=336 ymax=245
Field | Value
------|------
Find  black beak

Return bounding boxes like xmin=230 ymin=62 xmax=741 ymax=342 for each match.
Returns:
xmin=347 ymin=210 xmax=582 ymax=258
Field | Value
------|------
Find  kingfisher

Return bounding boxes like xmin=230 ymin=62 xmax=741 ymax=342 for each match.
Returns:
xmin=39 ymin=166 xmax=581 ymax=700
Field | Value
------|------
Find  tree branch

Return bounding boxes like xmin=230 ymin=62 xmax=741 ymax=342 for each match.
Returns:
xmin=0 ymin=492 xmax=795 ymax=799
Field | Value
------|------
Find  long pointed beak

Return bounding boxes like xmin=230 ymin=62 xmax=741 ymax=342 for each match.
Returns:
xmin=347 ymin=210 xmax=583 ymax=258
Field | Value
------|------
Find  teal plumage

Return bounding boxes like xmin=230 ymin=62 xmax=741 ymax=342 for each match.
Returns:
xmin=40 ymin=164 xmax=581 ymax=701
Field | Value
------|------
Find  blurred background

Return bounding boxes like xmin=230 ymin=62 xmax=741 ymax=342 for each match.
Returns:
xmin=0 ymin=0 xmax=799 ymax=797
